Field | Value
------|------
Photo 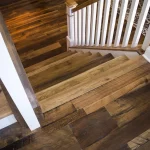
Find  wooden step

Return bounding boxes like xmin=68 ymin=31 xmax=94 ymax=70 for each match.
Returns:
xmin=85 ymin=84 xmax=150 ymax=150
xmin=25 ymin=51 xmax=76 ymax=74
xmin=72 ymin=56 xmax=149 ymax=114
xmin=69 ymin=108 xmax=117 ymax=149
xmin=37 ymin=53 xmax=114 ymax=93
xmin=37 ymin=55 xmax=129 ymax=113
xmin=29 ymin=52 xmax=94 ymax=92
xmin=0 ymin=85 xmax=12 ymax=119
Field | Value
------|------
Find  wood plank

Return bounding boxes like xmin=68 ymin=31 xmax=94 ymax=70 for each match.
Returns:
xmin=0 ymin=85 xmax=12 ymax=119
xmin=105 ymin=84 xmax=150 ymax=127
xmin=21 ymin=42 xmax=61 ymax=62
xmin=25 ymin=51 xmax=76 ymax=73
xmin=137 ymin=141 xmax=150 ymax=150
xmin=85 ymin=108 xmax=150 ymax=150
xmin=37 ymin=55 xmax=128 ymax=113
xmin=29 ymin=52 xmax=93 ymax=92
xmin=84 ymin=74 xmax=150 ymax=115
xmin=72 ymin=56 xmax=148 ymax=110
xmin=19 ymin=126 xmax=81 ymax=150
xmin=70 ymin=108 xmax=117 ymax=148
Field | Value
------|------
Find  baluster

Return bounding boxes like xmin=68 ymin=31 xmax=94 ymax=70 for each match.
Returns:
xmin=122 ymin=0 xmax=139 ymax=47
xmin=142 ymin=25 xmax=150 ymax=50
xmin=107 ymin=0 xmax=119 ymax=47
xmin=132 ymin=0 xmax=150 ymax=47
xmin=81 ymin=7 xmax=86 ymax=46
xmin=114 ymin=0 xmax=129 ymax=47
xmin=90 ymin=2 xmax=97 ymax=46
xmin=74 ymin=11 xmax=78 ymax=46
xmin=66 ymin=1 xmax=78 ymax=47
xmin=95 ymin=0 xmax=104 ymax=46
xmin=77 ymin=9 xmax=82 ymax=46
xmin=86 ymin=5 xmax=92 ymax=46
xmin=101 ymin=0 xmax=111 ymax=46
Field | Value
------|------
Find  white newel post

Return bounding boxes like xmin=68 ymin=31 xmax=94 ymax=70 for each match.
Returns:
xmin=0 ymin=33 xmax=40 ymax=131
xmin=66 ymin=1 xmax=78 ymax=49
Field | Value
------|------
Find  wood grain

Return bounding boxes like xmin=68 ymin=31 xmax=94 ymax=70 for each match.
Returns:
xmin=70 ymin=108 xmax=117 ymax=148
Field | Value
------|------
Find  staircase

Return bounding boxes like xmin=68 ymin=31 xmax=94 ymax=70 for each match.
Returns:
xmin=2 ymin=50 xmax=150 ymax=150
xmin=0 ymin=0 xmax=150 ymax=149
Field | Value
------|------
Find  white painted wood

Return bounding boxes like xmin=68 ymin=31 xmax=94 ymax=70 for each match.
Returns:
xmin=90 ymin=2 xmax=97 ymax=46
xmin=122 ymin=0 xmax=139 ymax=47
xmin=142 ymin=25 xmax=150 ymax=50
xmin=143 ymin=46 xmax=150 ymax=62
xmin=0 ymin=33 xmax=40 ymax=131
xmin=114 ymin=0 xmax=129 ymax=47
xmin=132 ymin=0 xmax=150 ymax=47
xmin=0 ymin=115 xmax=17 ymax=130
xmin=81 ymin=7 xmax=86 ymax=46
xmin=74 ymin=11 xmax=78 ymax=46
xmin=101 ymin=0 xmax=111 ymax=46
xmin=66 ymin=6 xmax=75 ymax=46
xmin=107 ymin=0 xmax=119 ymax=47
xmin=69 ymin=47 xmax=139 ymax=59
xmin=77 ymin=9 xmax=82 ymax=46
xmin=95 ymin=0 xmax=104 ymax=46
xmin=86 ymin=5 xmax=92 ymax=46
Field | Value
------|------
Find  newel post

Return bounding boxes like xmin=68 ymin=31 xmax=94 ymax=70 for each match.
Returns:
xmin=0 ymin=12 xmax=40 ymax=131
xmin=66 ymin=0 xmax=78 ymax=49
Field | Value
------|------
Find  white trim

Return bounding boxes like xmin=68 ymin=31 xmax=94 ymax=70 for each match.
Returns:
xmin=0 ymin=115 xmax=17 ymax=130
xmin=143 ymin=46 xmax=150 ymax=63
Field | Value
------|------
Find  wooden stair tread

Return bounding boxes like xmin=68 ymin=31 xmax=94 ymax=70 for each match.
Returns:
xmin=105 ymin=83 xmax=150 ymax=127
xmin=70 ymin=108 xmax=117 ymax=149
xmin=30 ymin=52 xmax=97 ymax=92
xmin=37 ymin=53 xmax=114 ymax=90
xmin=37 ymin=55 xmax=129 ymax=113
xmin=72 ymin=61 xmax=150 ymax=115
xmin=25 ymin=51 xmax=76 ymax=74
xmin=0 ymin=86 xmax=12 ymax=119
xmin=85 ymin=85 xmax=150 ymax=150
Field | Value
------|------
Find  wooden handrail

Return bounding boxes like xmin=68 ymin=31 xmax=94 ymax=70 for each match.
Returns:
xmin=72 ymin=0 xmax=98 ymax=12
xmin=66 ymin=0 xmax=78 ymax=8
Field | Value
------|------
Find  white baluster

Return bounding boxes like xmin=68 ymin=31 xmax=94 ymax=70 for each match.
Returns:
xmin=74 ymin=11 xmax=78 ymax=46
xmin=101 ymin=0 xmax=111 ymax=46
xmin=77 ymin=9 xmax=82 ymax=46
xmin=143 ymin=46 xmax=150 ymax=63
xmin=95 ymin=0 xmax=104 ymax=46
xmin=66 ymin=2 xmax=77 ymax=47
xmin=122 ymin=0 xmax=139 ymax=47
xmin=81 ymin=7 xmax=86 ymax=46
xmin=90 ymin=2 xmax=97 ymax=46
xmin=86 ymin=5 xmax=92 ymax=46
xmin=107 ymin=0 xmax=119 ymax=47
xmin=114 ymin=0 xmax=129 ymax=47
xmin=142 ymin=25 xmax=150 ymax=50
xmin=132 ymin=0 xmax=150 ymax=47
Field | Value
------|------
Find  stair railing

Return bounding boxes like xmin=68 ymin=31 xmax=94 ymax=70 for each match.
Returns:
xmin=66 ymin=0 xmax=150 ymax=52
xmin=0 ymin=12 xmax=40 ymax=131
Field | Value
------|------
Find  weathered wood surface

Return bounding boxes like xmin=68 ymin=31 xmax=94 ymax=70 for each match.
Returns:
xmin=85 ymin=109 xmax=150 ymax=150
xmin=0 ymin=84 xmax=12 ymax=119
xmin=70 ymin=108 xmax=117 ymax=148
xmin=37 ymin=55 xmax=128 ymax=113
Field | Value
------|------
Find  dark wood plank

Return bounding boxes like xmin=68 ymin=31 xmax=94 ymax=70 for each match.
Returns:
xmin=106 ymin=84 xmax=150 ymax=127
xmin=137 ymin=141 xmax=150 ymax=150
xmin=70 ymin=108 xmax=117 ymax=148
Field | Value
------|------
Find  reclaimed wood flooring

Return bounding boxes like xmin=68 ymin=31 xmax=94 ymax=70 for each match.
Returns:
xmin=0 ymin=0 xmax=150 ymax=150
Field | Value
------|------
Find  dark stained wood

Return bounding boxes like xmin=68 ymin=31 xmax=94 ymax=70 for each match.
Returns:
xmin=19 ymin=126 xmax=81 ymax=150
xmin=0 ymin=0 xmax=19 ymax=6
xmin=106 ymin=84 xmax=150 ymax=127
xmin=70 ymin=108 xmax=117 ymax=148
xmin=85 ymin=109 xmax=150 ymax=150
xmin=137 ymin=141 xmax=150 ymax=150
